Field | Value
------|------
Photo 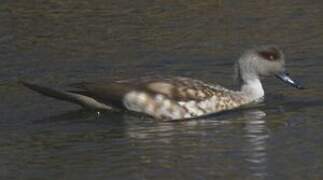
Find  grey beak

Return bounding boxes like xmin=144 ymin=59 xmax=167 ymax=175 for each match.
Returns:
xmin=275 ymin=71 xmax=304 ymax=89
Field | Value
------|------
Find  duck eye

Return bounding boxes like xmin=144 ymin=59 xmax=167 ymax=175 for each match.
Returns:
xmin=258 ymin=48 xmax=280 ymax=61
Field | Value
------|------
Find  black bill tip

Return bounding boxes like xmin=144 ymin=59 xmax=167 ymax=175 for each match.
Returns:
xmin=275 ymin=72 xmax=304 ymax=89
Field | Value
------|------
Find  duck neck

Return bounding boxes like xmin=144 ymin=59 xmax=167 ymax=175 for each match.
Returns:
xmin=240 ymin=78 xmax=264 ymax=102
xmin=235 ymin=62 xmax=265 ymax=102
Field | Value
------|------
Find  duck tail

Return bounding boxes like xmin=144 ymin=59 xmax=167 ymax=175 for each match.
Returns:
xmin=20 ymin=80 xmax=113 ymax=110
xmin=20 ymin=80 xmax=78 ymax=102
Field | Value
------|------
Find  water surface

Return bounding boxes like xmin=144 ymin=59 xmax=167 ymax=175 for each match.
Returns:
xmin=1 ymin=0 xmax=323 ymax=179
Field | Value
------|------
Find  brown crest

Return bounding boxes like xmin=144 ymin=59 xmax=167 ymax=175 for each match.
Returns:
xmin=258 ymin=47 xmax=281 ymax=61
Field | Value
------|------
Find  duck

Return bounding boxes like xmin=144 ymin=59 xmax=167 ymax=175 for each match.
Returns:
xmin=21 ymin=45 xmax=303 ymax=120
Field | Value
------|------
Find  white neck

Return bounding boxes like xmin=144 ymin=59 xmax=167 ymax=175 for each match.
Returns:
xmin=240 ymin=78 xmax=264 ymax=102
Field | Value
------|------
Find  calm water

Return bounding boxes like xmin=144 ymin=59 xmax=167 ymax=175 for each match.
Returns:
xmin=1 ymin=0 xmax=323 ymax=179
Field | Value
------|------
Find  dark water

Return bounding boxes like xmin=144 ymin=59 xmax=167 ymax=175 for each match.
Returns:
xmin=1 ymin=0 xmax=323 ymax=179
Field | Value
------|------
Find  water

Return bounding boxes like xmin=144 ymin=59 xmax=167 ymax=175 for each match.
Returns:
xmin=1 ymin=0 xmax=323 ymax=179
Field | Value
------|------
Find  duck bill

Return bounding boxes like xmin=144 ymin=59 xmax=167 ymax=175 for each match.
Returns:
xmin=275 ymin=71 xmax=304 ymax=89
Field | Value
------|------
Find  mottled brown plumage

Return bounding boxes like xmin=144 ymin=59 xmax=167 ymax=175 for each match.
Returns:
xmin=65 ymin=77 xmax=249 ymax=119
xmin=21 ymin=45 xmax=303 ymax=120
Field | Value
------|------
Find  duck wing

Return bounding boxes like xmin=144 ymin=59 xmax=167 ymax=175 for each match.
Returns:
xmin=69 ymin=77 xmax=230 ymax=106
xmin=142 ymin=77 xmax=231 ymax=102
